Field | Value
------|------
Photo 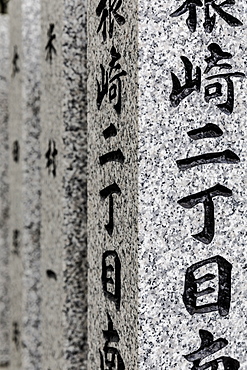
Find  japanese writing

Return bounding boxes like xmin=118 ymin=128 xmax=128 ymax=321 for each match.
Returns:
xmin=169 ymin=1 xmax=244 ymax=367
xmin=45 ymin=139 xmax=58 ymax=177
xmin=45 ymin=23 xmax=57 ymax=63
xmin=170 ymin=43 xmax=245 ymax=114
xmin=94 ymin=0 xmax=127 ymax=366
xmin=170 ymin=0 xmax=242 ymax=33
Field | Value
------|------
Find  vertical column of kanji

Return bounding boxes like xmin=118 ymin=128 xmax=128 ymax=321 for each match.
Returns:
xmin=40 ymin=1 xmax=65 ymax=368
xmin=0 ymin=10 xmax=10 ymax=369
xmin=40 ymin=0 xmax=88 ymax=368
xmin=88 ymin=0 xmax=139 ymax=367
xmin=8 ymin=0 xmax=24 ymax=368
xmin=20 ymin=1 xmax=42 ymax=369
xmin=9 ymin=1 xmax=42 ymax=369
xmin=138 ymin=0 xmax=247 ymax=368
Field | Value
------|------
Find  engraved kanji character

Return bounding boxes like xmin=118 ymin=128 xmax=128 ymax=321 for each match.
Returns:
xmin=184 ymin=329 xmax=240 ymax=369
xmin=12 ymin=46 xmax=20 ymax=77
xmin=102 ymin=251 xmax=121 ymax=310
xmin=45 ymin=24 xmax=57 ymax=63
xmin=170 ymin=0 xmax=242 ymax=33
xmin=100 ymin=312 xmax=125 ymax=370
xmin=183 ymin=255 xmax=232 ymax=316
xmin=12 ymin=140 xmax=20 ymax=163
xmin=97 ymin=46 xmax=127 ymax=114
xmin=12 ymin=322 xmax=20 ymax=350
xmin=45 ymin=139 xmax=58 ymax=177
xmin=0 ymin=0 xmax=8 ymax=14
xmin=96 ymin=0 xmax=126 ymax=41
xmin=100 ymin=182 xmax=121 ymax=236
xmin=178 ymin=184 xmax=232 ymax=244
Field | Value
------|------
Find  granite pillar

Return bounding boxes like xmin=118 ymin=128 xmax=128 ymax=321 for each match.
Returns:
xmin=40 ymin=1 xmax=87 ymax=368
xmin=88 ymin=0 xmax=247 ymax=368
xmin=0 ymin=13 xmax=10 ymax=368
xmin=8 ymin=1 xmax=42 ymax=369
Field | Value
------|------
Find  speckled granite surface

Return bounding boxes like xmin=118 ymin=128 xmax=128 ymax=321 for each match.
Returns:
xmin=88 ymin=0 xmax=246 ymax=368
xmin=40 ymin=1 xmax=87 ymax=368
xmin=138 ymin=0 xmax=247 ymax=368
xmin=0 ymin=14 xmax=10 ymax=368
xmin=8 ymin=1 xmax=42 ymax=369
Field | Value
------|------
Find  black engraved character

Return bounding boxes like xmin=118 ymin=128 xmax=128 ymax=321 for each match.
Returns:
xmin=12 ymin=322 xmax=20 ymax=350
xmin=45 ymin=139 xmax=58 ymax=177
xmin=102 ymin=251 xmax=121 ymax=310
xmin=45 ymin=24 xmax=57 ymax=63
xmin=0 ymin=0 xmax=9 ymax=14
xmin=170 ymin=56 xmax=201 ymax=107
xmin=12 ymin=140 xmax=20 ymax=163
xmin=100 ymin=182 xmax=121 ymax=236
xmin=204 ymin=43 xmax=245 ymax=115
xmin=97 ymin=46 xmax=127 ymax=115
xmin=170 ymin=0 xmax=242 ymax=33
xmin=184 ymin=329 xmax=240 ymax=369
xmin=96 ymin=0 xmax=126 ymax=41
xmin=12 ymin=229 xmax=20 ymax=256
xmin=183 ymin=255 xmax=231 ymax=316
xmin=12 ymin=46 xmax=20 ymax=77
xmin=177 ymin=120 xmax=239 ymax=169
xmin=100 ymin=312 xmax=125 ymax=370
xmin=100 ymin=123 xmax=124 ymax=165
xmin=178 ymin=184 xmax=232 ymax=244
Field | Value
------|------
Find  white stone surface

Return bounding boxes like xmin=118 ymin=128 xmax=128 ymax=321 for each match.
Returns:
xmin=0 ymin=13 xmax=10 ymax=368
xmin=40 ymin=1 xmax=87 ymax=368
xmin=88 ymin=0 xmax=247 ymax=368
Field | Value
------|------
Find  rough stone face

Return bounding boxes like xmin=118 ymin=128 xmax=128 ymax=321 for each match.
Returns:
xmin=88 ymin=0 xmax=247 ymax=368
xmin=8 ymin=1 xmax=42 ymax=369
xmin=0 ymin=13 xmax=10 ymax=368
xmin=40 ymin=1 xmax=87 ymax=368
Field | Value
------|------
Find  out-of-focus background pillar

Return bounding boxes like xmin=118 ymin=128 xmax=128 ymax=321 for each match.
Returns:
xmin=0 ymin=9 xmax=10 ymax=369
xmin=8 ymin=1 xmax=42 ymax=369
xmin=40 ymin=0 xmax=87 ymax=368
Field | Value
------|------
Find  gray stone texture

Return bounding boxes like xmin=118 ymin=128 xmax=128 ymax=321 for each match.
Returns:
xmin=88 ymin=0 xmax=247 ymax=368
xmin=40 ymin=1 xmax=87 ymax=368
xmin=8 ymin=0 xmax=42 ymax=369
xmin=0 ymin=13 xmax=10 ymax=368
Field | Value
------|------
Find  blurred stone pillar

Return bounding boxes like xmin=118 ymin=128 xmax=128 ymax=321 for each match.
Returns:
xmin=40 ymin=0 xmax=87 ymax=368
xmin=8 ymin=1 xmax=42 ymax=369
xmin=0 ymin=11 xmax=10 ymax=369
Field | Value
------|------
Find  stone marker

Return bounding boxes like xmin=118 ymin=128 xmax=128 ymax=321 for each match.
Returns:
xmin=0 ymin=12 xmax=10 ymax=368
xmin=88 ymin=0 xmax=247 ymax=368
xmin=40 ymin=0 xmax=87 ymax=368
xmin=8 ymin=0 xmax=42 ymax=368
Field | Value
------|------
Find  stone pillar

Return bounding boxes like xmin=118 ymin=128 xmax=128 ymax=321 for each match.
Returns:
xmin=8 ymin=1 xmax=42 ymax=369
xmin=0 ymin=12 xmax=10 ymax=368
xmin=40 ymin=1 xmax=87 ymax=368
xmin=88 ymin=0 xmax=247 ymax=368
